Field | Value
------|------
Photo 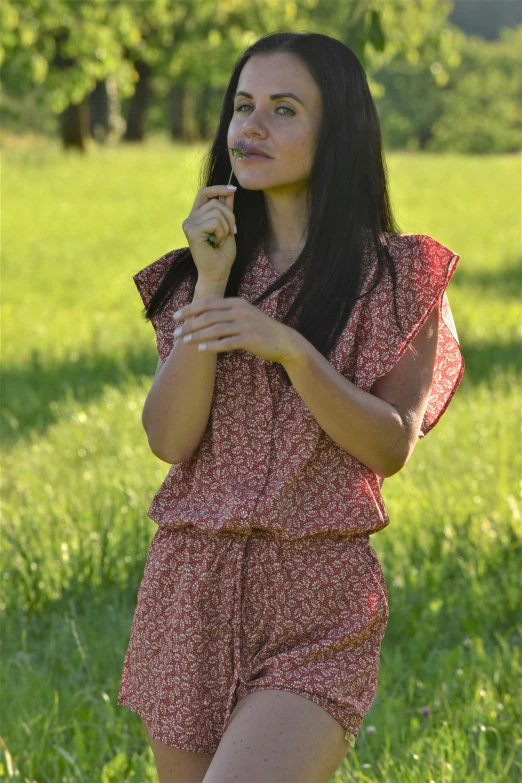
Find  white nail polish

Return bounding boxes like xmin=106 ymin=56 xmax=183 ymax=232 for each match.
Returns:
xmin=198 ymin=343 xmax=207 ymax=351
xmin=234 ymin=224 xmax=237 ymax=233
xmin=174 ymin=309 xmax=182 ymax=318
xmin=183 ymin=334 xmax=193 ymax=343
xmin=174 ymin=327 xmax=182 ymax=337
xmin=226 ymin=185 xmax=237 ymax=190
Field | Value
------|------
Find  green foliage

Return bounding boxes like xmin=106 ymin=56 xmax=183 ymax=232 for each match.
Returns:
xmin=1 ymin=142 xmax=520 ymax=781
xmin=373 ymin=23 xmax=522 ymax=153
xmin=0 ymin=0 xmax=169 ymax=112
xmin=5 ymin=0 xmax=518 ymax=154
xmin=430 ymin=24 xmax=522 ymax=153
xmin=2 ymin=0 xmax=519 ymax=153
xmin=0 ymin=0 xmax=455 ymax=117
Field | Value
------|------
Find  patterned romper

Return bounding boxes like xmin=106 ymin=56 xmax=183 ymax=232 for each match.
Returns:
xmin=117 ymin=233 xmax=465 ymax=753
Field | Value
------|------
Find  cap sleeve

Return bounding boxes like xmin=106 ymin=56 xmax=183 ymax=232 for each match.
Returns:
xmin=353 ymin=233 xmax=465 ymax=439
xmin=133 ymin=246 xmax=194 ymax=363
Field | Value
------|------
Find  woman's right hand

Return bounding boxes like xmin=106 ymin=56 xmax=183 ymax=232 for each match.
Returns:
xmin=182 ymin=185 xmax=237 ymax=284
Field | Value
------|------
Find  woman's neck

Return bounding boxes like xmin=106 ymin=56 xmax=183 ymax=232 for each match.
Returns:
xmin=263 ymin=239 xmax=305 ymax=274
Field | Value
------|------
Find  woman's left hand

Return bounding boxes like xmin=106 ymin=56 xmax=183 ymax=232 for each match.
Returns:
xmin=173 ymin=296 xmax=301 ymax=365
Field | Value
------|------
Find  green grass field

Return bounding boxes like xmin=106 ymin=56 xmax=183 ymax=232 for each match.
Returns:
xmin=1 ymin=136 xmax=520 ymax=782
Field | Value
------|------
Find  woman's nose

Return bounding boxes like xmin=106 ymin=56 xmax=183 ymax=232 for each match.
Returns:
xmin=240 ymin=110 xmax=267 ymax=129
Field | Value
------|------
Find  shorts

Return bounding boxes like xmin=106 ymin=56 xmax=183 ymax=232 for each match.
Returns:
xmin=117 ymin=523 xmax=389 ymax=754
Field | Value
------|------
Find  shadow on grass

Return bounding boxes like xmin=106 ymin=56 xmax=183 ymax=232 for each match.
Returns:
xmin=2 ymin=331 xmax=521 ymax=448
xmin=449 ymin=252 xmax=522 ymax=299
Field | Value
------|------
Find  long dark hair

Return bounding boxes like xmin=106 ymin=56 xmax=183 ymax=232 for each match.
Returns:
xmin=140 ymin=31 xmax=406 ymax=384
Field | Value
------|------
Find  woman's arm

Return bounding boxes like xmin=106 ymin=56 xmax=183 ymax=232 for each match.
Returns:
xmin=282 ymin=305 xmax=440 ymax=478
xmin=142 ymin=277 xmax=229 ymax=464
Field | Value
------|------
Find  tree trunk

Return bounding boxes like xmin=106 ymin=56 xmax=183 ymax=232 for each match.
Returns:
xmin=124 ymin=60 xmax=152 ymax=141
xmin=52 ymin=29 xmax=90 ymax=150
xmin=182 ymin=87 xmax=198 ymax=142
xmin=418 ymin=125 xmax=434 ymax=149
xmin=168 ymin=83 xmax=198 ymax=142
xmin=168 ymin=84 xmax=184 ymax=139
xmin=59 ymin=98 xmax=90 ymax=151
xmin=89 ymin=79 xmax=110 ymax=142
xmin=197 ymin=84 xmax=212 ymax=139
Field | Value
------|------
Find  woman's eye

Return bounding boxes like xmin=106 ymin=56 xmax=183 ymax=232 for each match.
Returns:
xmin=234 ymin=103 xmax=295 ymax=116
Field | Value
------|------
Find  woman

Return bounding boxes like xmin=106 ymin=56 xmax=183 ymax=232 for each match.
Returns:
xmin=117 ymin=31 xmax=465 ymax=783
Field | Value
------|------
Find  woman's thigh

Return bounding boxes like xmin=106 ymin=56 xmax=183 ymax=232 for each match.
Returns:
xmin=201 ymin=689 xmax=352 ymax=783
xmin=142 ymin=718 xmax=215 ymax=783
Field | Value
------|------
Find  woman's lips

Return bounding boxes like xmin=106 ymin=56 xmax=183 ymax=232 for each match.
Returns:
xmin=241 ymin=154 xmax=273 ymax=162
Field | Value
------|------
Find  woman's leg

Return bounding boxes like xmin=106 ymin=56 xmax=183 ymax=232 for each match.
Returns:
xmin=201 ymin=689 xmax=352 ymax=783
xmin=142 ymin=718 xmax=215 ymax=783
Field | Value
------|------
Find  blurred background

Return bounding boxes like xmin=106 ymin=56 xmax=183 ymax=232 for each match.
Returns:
xmin=1 ymin=1 xmax=521 ymax=781
xmin=1 ymin=0 xmax=521 ymax=153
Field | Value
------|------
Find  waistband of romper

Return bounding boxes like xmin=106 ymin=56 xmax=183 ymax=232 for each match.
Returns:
xmin=156 ymin=523 xmax=371 ymax=548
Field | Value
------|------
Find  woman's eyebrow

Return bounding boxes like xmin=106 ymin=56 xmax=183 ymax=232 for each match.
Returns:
xmin=234 ymin=90 xmax=304 ymax=106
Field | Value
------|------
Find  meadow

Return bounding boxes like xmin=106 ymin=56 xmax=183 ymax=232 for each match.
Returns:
xmin=1 ymin=136 xmax=520 ymax=782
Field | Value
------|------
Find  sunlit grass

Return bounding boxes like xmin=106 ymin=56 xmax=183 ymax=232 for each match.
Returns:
xmin=1 ymin=136 xmax=521 ymax=781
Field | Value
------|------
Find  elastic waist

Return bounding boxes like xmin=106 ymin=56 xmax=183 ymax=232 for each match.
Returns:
xmin=160 ymin=523 xmax=370 ymax=548
xmin=244 ymin=527 xmax=370 ymax=544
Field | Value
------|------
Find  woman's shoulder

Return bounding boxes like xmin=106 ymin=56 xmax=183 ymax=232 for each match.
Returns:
xmin=132 ymin=246 xmax=193 ymax=364
xmin=378 ymin=231 xmax=458 ymax=258
xmin=133 ymin=246 xmax=190 ymax=298
xmin=349 ymin=231 xmax=464 ymax=438
xmin=362 ymin=231 xmax=460 ymax=294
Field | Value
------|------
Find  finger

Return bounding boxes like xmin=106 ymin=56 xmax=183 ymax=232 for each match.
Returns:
xmin=190 ymin=215 xmax=227 ymax=246
xmin=180 ymin=321 xmax=241 ymax=344
xmin=193 ymin=185 xmax=237 ymax=212
xmin=182 ymin=308 xmax=240 ymax=333
xmin=210 ymin=197 xmax=236 ymax=236
xmin=197 ymin=197 xmax=236 ymax=234
xmin=208 ymin=210 xmax=230 ymax=247
xmin=175 ymin=297 xmax=241 ymax=320
xmin=223 ymin=193 xmax=236 ymax=234
xmin=223 ymin=189 xmax=235 ymax=212
xmin=196 ymin=335 xmax=243 ymax=353
xmin=193 ymin=209 xmax=229 ymax=243
xmin=207 ymin=208 xmax=230 ymax=241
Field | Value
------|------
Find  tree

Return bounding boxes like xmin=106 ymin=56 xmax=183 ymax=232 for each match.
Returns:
xmin=0 ymin=0 xmax=460 ymax=150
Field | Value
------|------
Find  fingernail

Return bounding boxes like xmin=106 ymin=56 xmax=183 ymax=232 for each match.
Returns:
xmin=234 ymin=224 xmax=237 ymax=233
xmin=226 ymin=185 xmax=237 ymax=190
xmin=174 ymin=327 xmax=183 ymax=337
xmin=174 ymin=309 xmax=182 ymax=318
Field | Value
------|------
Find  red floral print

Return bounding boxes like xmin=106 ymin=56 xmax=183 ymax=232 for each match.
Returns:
xmin=117 ymin=232 xmax=464 ymax=752
xmin=127 ymin=233 xmax=464 ymax=541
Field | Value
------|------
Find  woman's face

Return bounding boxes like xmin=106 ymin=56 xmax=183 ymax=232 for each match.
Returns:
xmin=227 ymin=53 xmax=323 ymax=194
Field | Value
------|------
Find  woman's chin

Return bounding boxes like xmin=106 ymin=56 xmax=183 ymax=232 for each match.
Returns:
xmin=235 ymin=178 xmax=273 ymax=191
